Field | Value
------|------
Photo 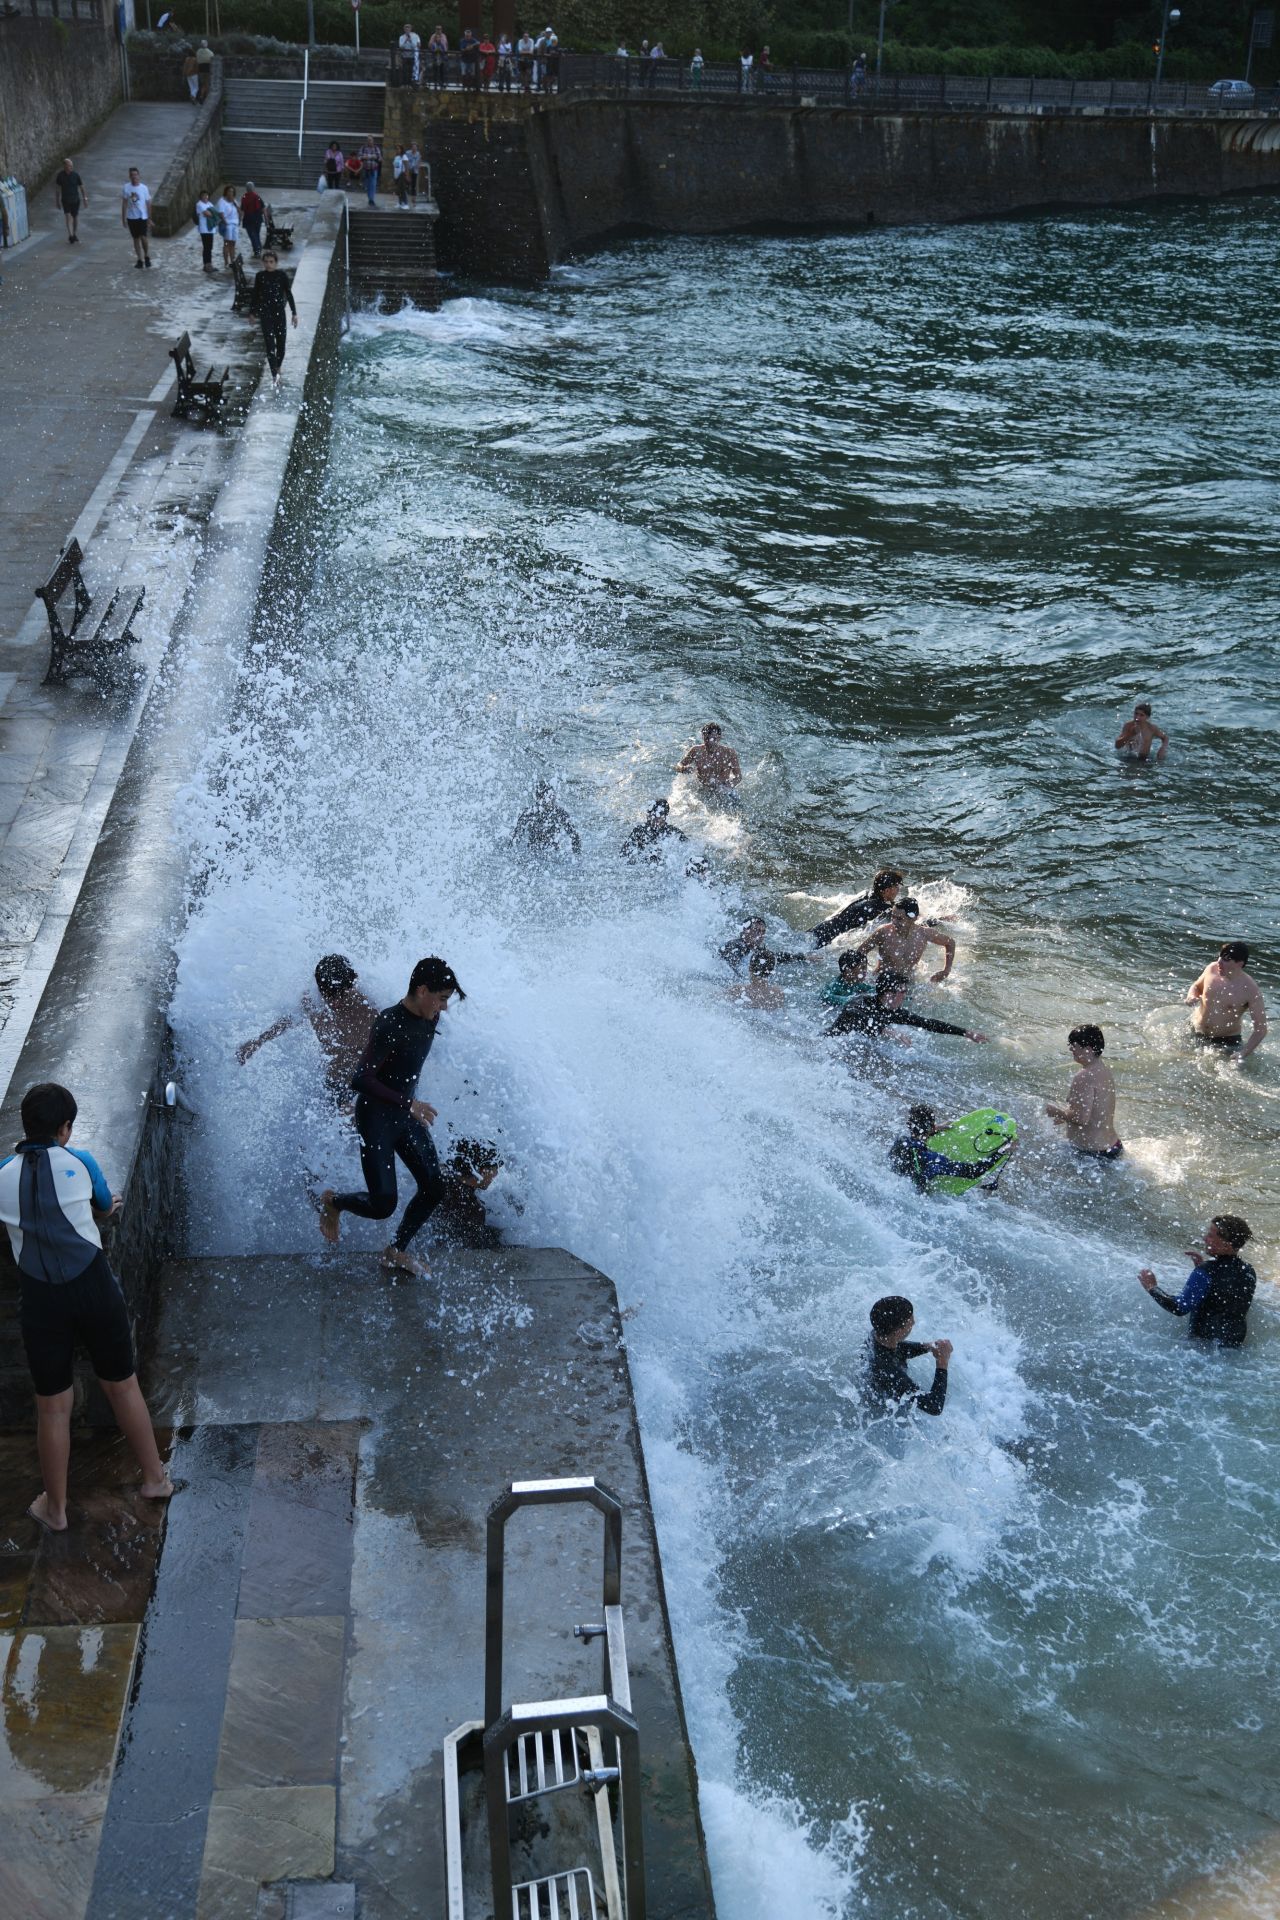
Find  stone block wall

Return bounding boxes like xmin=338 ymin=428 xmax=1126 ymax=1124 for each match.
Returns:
xmin=151 ymin=58 xmax=224 ymax=235
xmin=0 ymin=15 xmax=122 ymax=193
xmin=384 ymin=91 xmax=1280 ymax=281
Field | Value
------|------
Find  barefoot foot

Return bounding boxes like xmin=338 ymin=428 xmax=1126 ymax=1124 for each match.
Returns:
xmin=28 ymin=1493 xmax=68 ymax=1533
xmin=140 ymin=1476 xmax=176 ymax=1501
xmin=380 ymin=1244 xmax=429 ymax=1279
xmin=318 ymin=1190 xmax=341 ymax=1245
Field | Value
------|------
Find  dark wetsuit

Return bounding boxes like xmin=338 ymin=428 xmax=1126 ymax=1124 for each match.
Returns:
xmin=1147 ymin=1256 xmax=1257 ymax=1347
xmin=719 ymin=936 xmax=808 ymax=976
xmin=513 ymin=802 xmax=580 ymax=855
xmin=810 ymin=888 xmax=896 ymax=949
xmin=830 ymin=998 xmax=969 ymax=1042
xmin=331 ymin=1003 xmax=445 ymax=1250
xmin=250 ymin=267 xmax=296 ymax=376
xmin=863 ymin=1335 xmax=948 ymax=1415
xmin=621 ymin=817 xmax=687 ymax=862
xmin=889 ymin=1136 xmax=1010 ymax=1193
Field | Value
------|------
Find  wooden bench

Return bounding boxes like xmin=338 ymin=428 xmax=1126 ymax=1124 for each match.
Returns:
xmin=35 ymin=540 xmax=145 ymax=689
xmin=229 ymin=252 xmax=254 ymax=312
xmin=170 ymin=332 xmax=229 ymax=422
xmin=264 ymin=205 xmax=294 ymax=250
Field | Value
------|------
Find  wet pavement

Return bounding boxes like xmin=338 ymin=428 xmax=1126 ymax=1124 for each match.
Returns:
xmin=0 ymin=1248 xmax=714 ymax=1919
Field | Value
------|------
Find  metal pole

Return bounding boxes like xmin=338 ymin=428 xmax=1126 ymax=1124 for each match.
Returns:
xmin=306 ymin=0 xmax=316 ymax=48
xmin=1155 ymin=0 xmax=1171 ymax=86
xmin=876 ymin=0 xmax=888 ymax=87
xmin=354 ymin=5 xmax=360 ymax=53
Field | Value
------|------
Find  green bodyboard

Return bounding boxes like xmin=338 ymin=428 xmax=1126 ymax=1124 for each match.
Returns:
xmin=924 ymin=1107 xmax=1018 ymax=1195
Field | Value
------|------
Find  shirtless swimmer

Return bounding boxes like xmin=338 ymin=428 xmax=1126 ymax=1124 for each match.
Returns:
xmin=1187 ymin=942 xmax=1268 ymax=1063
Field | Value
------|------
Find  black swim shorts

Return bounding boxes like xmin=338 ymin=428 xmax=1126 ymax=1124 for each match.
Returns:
xmin=20 ymin=1251 xmax=135 ymax=1396
xmin=1192 ymin=1030 xmax=1241 ymax=1051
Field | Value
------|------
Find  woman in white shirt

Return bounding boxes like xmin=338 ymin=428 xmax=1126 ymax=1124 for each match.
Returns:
xmin=195 ymin=189 xmax=217 ymax=271
xmin=216 ymin=186 xmax=239 ymax=267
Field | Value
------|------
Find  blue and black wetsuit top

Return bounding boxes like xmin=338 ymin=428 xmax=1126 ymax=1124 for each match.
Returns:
xmin=888 ymin=1136 xmax=1009 ymax=1192
xmin=1148 ymin=1256 xmax=1257 ymax=1347
xmin=0 ymin=1139 xmax=112 ymax=1283
xmin=351 ymin=1003 xmax=439 ymax=1113
xmin=862 ymin=1335 xmax=948 ymax=1416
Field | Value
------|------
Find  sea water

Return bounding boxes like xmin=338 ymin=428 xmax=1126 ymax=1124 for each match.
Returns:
xmin=171 ymin=199 xmax=1280 ymax=1917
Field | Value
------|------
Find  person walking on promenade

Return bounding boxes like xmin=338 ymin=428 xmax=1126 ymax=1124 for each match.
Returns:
xmin=1045 ymin=1024 xmax=1123 ymax=1159
xmin=319 ymin=957 xmax=467 ymax=1278
xmin=359 ymin=136 xmax=382 ymax=204
xmin=1186 ymin=942 xmax=1267 ymax=1062
xmin=1138 ymin=1216 xmax=1257 ymax=1347
xmin=216 ymin=184 xmax=239 ymax=267
xmin=195 ymin=188 xmax=217 ymax=269
xmin=405 ymin=142 xmax=423 ymax=203
xmin=0 ymin=1084 xmax=175 ymax=1532
xmin=399 ymin=21 xmax=422 ymax=84
xmin=55 ymin=156 xmax=87 ymax=243
xmin=121 ymin=166 xmax=152 ymax=268
xmin=427 ymin=25 xmax=449 ymax=88
xmin=240 ymin=180 xmax=265 ymax=257
xmin=249 ymin=249 xmax=297 ymax=387
xmin=195 ymin=36 xmax=215 ymax=99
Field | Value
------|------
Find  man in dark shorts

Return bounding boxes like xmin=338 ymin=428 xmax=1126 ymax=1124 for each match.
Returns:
xmin=55 ymin=156 xmax=87 ymax=243
xmin=1138 ymin=1215 xmax=1257 ymax=1347
xmin=863 ymin=1295 xmax=952 ymax=1415
xmin=319 ymin=957 xmax=465 ymax=1277
xmin=0 ymin=1083 xmax=174 ymax=1532
xmin=121 ymin=166 xmax=152 ymax=268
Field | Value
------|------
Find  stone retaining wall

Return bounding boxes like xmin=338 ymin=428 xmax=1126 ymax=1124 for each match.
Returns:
xmin=150 ymin=58 xmax=224 ymax=235
xmin=0 ymin=15 xmax=122 ymax=193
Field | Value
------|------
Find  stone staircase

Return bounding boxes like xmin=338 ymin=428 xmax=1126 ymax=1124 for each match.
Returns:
xmin=347 ymin=205 xmax=440 ymax=311
xmin=221 ymin=75 xmax=387 ymax=188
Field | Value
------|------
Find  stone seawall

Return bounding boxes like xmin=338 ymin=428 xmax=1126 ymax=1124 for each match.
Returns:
xmin=0 ymin=16 xmax=122 ymax=192
xmin=151 ymin=58 xmax=223 ymax=236
xmin=383 ymin=91 xmax=1280 ymax=279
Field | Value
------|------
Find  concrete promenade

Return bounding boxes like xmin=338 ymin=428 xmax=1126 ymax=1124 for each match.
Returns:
xmin=0 ymin=102 xmax=315 ymax=1098
xmin=1 ymin=1248 xmax=714 ymax=1919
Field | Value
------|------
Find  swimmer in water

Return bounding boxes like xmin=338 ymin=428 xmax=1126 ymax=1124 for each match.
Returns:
xmin=512 ymin=781 xmax=581 ymax=856
xmin=853 ymin=897 xmax=956 ymax=986
xmin=821 ymin=949 xmax=871 ymax=1007
xmin=863 ymin=1295 xmax=951 ymax=1416
xmin=729 ymin=947 xmax=787 ymax=1011
xmin=1115 ymin=701 xmax=1168 ymax=763
xmin=236 ymin=954 xmax=376 ymax=1106
xmin=810 ymin=867 xmax=902 ymax=948
xmin=1045 ymin=1024 xmax=1122 ymax=1158
xmin=318 ymin=956 xmax=464 ymax=1277
xmin=675 ymin=722 xmax=741 ymax=797
xmin=1138 ymin=1214 xmax=1257 ymax=1347
xmin=1186 ymin=941 xmax=1267 ymax=1063
xmin=888 ymin=1103 xmax=1015 ymax=1194
xmin=828 ymin=969 xmax=988 ymax=1046
xmin=719 ymin=915 xmax=814 ymax=976
xmin=620 ymin=797 xmax=689 ymax=862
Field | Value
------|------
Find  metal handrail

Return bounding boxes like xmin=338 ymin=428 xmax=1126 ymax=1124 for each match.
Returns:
xmin=384 ymin=44 xmax=1280 ymax=117
xmin=297 ymin=45 xmax=309 ymax=161
xmin=483 ymin=1698 xmax=645 ymax=1920
xmin=484 ymin=1476 xmax=623 ymax=1730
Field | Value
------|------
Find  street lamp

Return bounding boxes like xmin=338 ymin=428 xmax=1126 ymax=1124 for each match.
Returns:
xmin=876 ymin=0 xmax=895 ymax=87
xmin=1155 ymin=3 xmax=1181 ymax=86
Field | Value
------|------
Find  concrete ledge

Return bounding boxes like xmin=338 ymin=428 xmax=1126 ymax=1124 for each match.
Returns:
xmin=151 ymin=58 xmax=224 ymax=237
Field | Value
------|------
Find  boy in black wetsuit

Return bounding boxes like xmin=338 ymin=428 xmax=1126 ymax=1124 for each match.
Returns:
xmin=249 ymin=249 xmax=297 ymax=384
xmin=829 ymin=969 xmax=988 ymax=1046
xmin=863 ymin=1294 xmax=951 ymax=1416
xmin=1138 ymin=1215 xmax=1257 ymax=1347
xmin=719 ymin=915 xmax=812 ymax=976
xmin=810 ymin=867 xmax=902 ymax=949
xmin=319 ymin=956 xmax=465 ymax=1277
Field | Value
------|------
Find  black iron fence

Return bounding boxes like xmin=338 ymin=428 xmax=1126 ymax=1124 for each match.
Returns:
xmin=387 ymin=46 xmax=1278 ymax=116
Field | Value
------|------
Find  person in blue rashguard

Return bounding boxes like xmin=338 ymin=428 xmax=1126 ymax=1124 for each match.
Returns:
xmin=1138 ymin=1216 xmax=1258 ymax=1347
xmin=0 ymin=1082 xmax=174 ymax=1532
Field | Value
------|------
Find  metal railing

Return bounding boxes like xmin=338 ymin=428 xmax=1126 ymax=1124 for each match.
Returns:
xmin=385 ymin=46 xmax=1279 ymax=116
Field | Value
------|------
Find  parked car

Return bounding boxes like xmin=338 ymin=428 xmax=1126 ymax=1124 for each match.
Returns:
xmin=1208 ymin=78 xmax=1255 ymax=101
